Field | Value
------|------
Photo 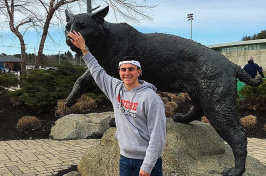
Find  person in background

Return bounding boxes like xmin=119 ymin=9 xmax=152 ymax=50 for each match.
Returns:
xmin=68 ymin=31 xmax=166 ymax=176
xmin=244 ymin=57 xmax=264 ymax=78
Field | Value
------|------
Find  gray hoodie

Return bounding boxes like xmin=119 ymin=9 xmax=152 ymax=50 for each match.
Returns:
xmin=83 ymin=52 xmax=166 ymax=173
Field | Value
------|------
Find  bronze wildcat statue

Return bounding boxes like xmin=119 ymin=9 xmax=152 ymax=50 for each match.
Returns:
xmin=65 ymin=6 xmax=262 ymax=176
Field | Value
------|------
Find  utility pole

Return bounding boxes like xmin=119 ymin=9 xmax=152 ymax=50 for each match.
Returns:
xmin=187 ymin=13 xmax=194 ymax=40
xmin=87 ymin=0 xmax=101 ymax=14
xmin=59 ymin=51 xmax=61 ymax=64
xmin=87 ymin=0 xmax=92 ymax=14
xmin=34 ymin=47 xmax=37 ymax=69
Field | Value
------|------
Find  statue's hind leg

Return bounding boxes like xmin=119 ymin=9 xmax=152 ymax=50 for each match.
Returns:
xmin=206 ymin=102 xmax=247 ymax=176
xmin=173 ymin=96 xmax=204 ymax=123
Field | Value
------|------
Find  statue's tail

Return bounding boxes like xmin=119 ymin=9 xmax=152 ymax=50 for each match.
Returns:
xmin=236 ymin=66 xmax=263 ymax=87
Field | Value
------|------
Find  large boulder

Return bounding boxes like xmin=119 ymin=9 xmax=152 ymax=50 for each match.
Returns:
xmin=78 ymin=119 xmax=266 ymax=176
xmin=63 ymin=171 xmax=81 ymax=176
xmin=78 ymin=127 xmax=119 ymax=175
xmin=50 ymin=112 xmax=114 ymax=140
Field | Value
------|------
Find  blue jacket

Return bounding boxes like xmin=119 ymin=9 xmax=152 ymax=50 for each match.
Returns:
xmin=244 ymin=60 xmax=264 ymax=78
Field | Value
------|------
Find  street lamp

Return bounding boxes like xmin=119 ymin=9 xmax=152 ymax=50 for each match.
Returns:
xmin=187 ymin=13 xmax=194 ymax=40
xmin=87 ymin=0 xmax=100 ymax=14
xmin=87 ymin=0 xmax=92 ymax=13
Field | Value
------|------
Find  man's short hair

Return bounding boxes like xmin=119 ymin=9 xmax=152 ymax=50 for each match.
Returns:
xmin=121 ymin=56 xmax=139 ymax=61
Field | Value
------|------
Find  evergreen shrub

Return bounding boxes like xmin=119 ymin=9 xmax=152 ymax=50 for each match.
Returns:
xmin=0 ymin=73 xmax=19 ymax=88
xmin=238 ymin=79 xmax=266 ymax=110
xmin=9 ymin=61 xmax=106 ymax=111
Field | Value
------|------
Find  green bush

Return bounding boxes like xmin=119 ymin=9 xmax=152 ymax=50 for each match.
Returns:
xmin=9 ymin=61 xmax=107 ymax=111
xmin=86 ymin=92 xmax=107 ymax=103
xmin=238 ymin=79 xmax=266 ymax=110
xmin=0 ymin=73 xmax=19 ymax=94
xmin=0 ymin=73 xmax=19 ymax=87
xmin=21 ymin=61 xmax=87 ymax=110
xmin=18 ymin=69 xmax=57 ymax=110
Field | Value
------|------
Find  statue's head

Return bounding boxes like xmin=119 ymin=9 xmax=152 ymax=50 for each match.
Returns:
xmin=65 ymin=6 xmax=109 ymax=55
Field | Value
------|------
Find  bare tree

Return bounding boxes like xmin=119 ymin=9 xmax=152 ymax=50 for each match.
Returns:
xmin=101 ymin=0 xmax=156 ymax=23
xmin=0 ymin=0 xmax=81 ymax=73
xmin=0 ymin=0 xmax=155 ymax=73
xmin=1 ymin=0 xmax=33 ymax=74
xmin=33 ymin=0 xmax=82 ymax=69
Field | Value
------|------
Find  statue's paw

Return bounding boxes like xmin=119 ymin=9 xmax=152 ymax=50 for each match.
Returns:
xmin=109 ymin=118 xmax=116 ymax=127
xmin=172 ymin=113 xmax=184 ymax=122
xmin=222 ymin=167 xmax=245 ymax=176
xmin=65 ymin=98 xmax=77 ymax=107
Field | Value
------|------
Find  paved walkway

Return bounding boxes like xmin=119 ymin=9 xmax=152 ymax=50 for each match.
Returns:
xmin=0 ymin=138 xmax=265 ymax=176
xmin=0 ymin=139 xmax=99 ymax=176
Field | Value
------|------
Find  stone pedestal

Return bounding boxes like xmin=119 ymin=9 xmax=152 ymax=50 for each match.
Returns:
xmin=78 ymin=119 xmax=266 ymax=175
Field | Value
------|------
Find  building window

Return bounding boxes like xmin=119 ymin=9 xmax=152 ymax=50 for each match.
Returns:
xmin=216 ymin=43 xmax=265 ymax=53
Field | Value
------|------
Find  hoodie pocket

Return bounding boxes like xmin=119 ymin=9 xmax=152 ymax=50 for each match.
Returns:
xmin=116 ymin=125 xmax=149 ymax=155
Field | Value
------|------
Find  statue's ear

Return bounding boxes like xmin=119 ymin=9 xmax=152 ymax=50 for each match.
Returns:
xmin=65 ymin=9 xmax=74 ymax=22
xmin=91 ymin=6 xmax=109 ymax=24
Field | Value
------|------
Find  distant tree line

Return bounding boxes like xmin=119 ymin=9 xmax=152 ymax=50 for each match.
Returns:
xmin=242 ymin=30 xmax=266 ymax=41
xmin=9 ymin=50 xmax=79 ymax=68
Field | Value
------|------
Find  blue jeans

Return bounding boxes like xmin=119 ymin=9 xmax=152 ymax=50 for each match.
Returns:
xmin=119 ymin=155 xmax=163 ymax=176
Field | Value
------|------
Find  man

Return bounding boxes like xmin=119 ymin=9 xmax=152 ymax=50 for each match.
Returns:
xmin=68 ymin=31 xmax=166 ymax=176
xmin=244 ymin=57 xmax=264 ymax=78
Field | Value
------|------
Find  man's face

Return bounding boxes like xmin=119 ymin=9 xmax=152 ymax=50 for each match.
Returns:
xmin=119 ymin=63 xmax=141 ymax=88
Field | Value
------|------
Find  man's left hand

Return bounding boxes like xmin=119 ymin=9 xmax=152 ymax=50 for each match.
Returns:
xmin=139 ymin=169 xmax=150 ymax=176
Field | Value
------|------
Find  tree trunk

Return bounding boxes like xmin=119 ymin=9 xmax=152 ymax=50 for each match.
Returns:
xmin=35 ymin=0 xmax=68 ymax=68
xmin=19 ymin=37 xmax=27 ymax=75
xmin=35 ymin=8 xmax=55 ymax=69
xmin=35 ymin=21 xmax=52 ymax=69
xmin=5 ymin=0 xmax=27 ymax=75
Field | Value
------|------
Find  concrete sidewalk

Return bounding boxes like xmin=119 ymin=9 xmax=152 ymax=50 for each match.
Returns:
xmin=247 ymin=138 xmax=266 ymax=166
xmin=0 ymin=138 xmax=265 ymax=176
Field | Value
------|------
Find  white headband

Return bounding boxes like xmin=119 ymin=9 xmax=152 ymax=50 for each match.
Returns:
xmin=118 ymin=60 xmax=141 ymax=68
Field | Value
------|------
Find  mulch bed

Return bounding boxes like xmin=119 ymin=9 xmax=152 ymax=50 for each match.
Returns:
xmin=0 ymin=94 xmax=265 ymax=140
xmin=0 ymin=95 xmax=55 ymax=140
xmin=0 ymin=94 xmax=113 ymax=141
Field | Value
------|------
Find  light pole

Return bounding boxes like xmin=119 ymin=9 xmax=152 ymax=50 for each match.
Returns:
xmin=87 ymin=0 xmax=100 ymax=14
xmin=187 ymin=13 xmax=194 ymax=40
xmin=58 ymin=51 xmax=61 ymax=64
xmin=87 ymin=0 xmax=92 ymax=14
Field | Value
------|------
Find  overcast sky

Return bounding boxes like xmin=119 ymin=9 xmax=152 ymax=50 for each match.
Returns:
xmin=1 ymin=0 xmax=266 ymax=55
